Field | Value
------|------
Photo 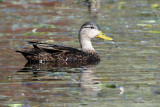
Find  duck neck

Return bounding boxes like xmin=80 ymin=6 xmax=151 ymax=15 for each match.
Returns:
xmin=80 ymin=38 xmax=95 ymax=54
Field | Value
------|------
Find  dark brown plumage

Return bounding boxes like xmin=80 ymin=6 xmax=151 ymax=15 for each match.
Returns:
xmin=16 ymin=41 xmax=100 ymax=64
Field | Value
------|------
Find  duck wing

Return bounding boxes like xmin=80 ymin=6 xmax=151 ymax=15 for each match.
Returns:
xmin=28 ymin=41 xmax=83 ymax=54
xmin=16 ymin=41 xmax=87 ymax=62
xmin=16 ymin=41 xmax=100 ymax=63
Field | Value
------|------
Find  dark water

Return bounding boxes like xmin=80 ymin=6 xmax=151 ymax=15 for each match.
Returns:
xmin=0 ymin=0 xmax=160 ymax=106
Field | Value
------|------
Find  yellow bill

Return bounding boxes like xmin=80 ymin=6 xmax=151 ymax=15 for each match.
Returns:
xmin=96 ymin=31 xmax=113 ymax=40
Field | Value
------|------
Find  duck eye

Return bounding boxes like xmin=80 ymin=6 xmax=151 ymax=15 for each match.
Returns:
xmin=90 ymin=26 xmax=94 ymax=29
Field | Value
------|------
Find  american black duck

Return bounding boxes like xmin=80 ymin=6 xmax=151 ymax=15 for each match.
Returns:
xmin=16 ymin=21 xmax=113 ymax=64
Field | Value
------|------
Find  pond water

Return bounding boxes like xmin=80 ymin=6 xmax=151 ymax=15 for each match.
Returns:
xmin=0 ymin=0 xmax=160 ymax=107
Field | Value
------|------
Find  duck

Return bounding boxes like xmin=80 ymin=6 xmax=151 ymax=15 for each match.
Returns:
xmin=16 ymin=21 xmax=113 ymax=64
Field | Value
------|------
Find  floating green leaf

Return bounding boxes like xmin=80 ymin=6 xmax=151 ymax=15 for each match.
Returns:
xmin=34 ymin=24 xmax=56 ymax=28
xmin=118 ymin=2 xmax=126 ymax=9
xmin=146 ymin=31 xmax=160 ymax=33
xmin=106 ymin=84 xmax=116 ymax=88
xmin=142 ymin=20 xmax=156 ymax=23
xmin=5 ymin=104 xmax=23 ymax=107
xmin=22 ymin=32 xmax=47 ymax=36
xmin=151 ymin=3 xmax=159 ymax=9
xmin=42 ymin=40 xmax=54 ymax=43
xmin=137 ymin=24 xmax=152 ymax=28
xmin=48 ymin=25 xmax=56 ymax=28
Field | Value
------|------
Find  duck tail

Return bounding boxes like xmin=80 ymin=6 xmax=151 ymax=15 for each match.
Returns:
xmin=15 ymin=50 xmax=23 ymax=53
xmin=15 ymin=49 xmax=34 ymax=55
xmin=15 ymin=50 xmax=29 ymax=54
xmin=15 ymin=49 xmax=34 ymax=61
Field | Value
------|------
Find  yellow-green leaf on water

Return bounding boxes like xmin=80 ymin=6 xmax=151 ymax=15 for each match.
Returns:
xmin=34 ymin=24 xmax=46 ymax=28
xmin=106 ymin=84 xmax=116 ymax=88
xmin=137 ymin=24 xmax=152 ymax=28
xmin=5 ymin=104 xmax=23 ymax=107
xmin=118 ymin=2 xmax=126 ymax=9
xmin=48 ymin=25 xmax=56 ymax=28
xmin=34 ymin=24 xmax=56 ymax=28
xmin=142 ymin=20 xmax=156 ymax=23
xmin=97 ymin=83 xmax=105 ymax=86
xmin=147 ymin=31 xmax=160 ymax=33
xmin=22 ymin=32 xmax=47 ymax=36
xmin=42 ymin=40 xmax=54 ymax=43
xmin=151 ymin=3 xmax=159 ymax=9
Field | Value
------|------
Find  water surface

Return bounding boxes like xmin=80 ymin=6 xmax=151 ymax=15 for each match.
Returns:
xmin=0 ymin=0 xmax=160 ymax=106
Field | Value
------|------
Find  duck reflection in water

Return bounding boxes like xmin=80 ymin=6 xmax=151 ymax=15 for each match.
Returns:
xmin=17 ymin=62 xmax=101 ymax=97
xmin=85 ymin=0 xmax=101 ymax=19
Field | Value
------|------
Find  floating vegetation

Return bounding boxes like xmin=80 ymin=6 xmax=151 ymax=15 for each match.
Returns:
xmin=151 ymin=3 xmax=159 ymax=9
xmin=137 ymin=24 xmax=152 ymax=28
xmin=21 ymin=24 xmax=57 ymax=36
xmin=98 ymin=83 xmax=117 ymax=89
xmin=4 ymin=104 xmax=23 ymax=107
xmin=1 ymin=0 xmax=160 ymax=106
xmin=22 ymin=31 xmax=47 ymax=36
xmin=34 ymin=24 xmax=56 ymax=29
xmin=106 ymin=84 xmax=116 ymax=88
xmin=142 ymin=20 xmax=156 ymax=23
xmin=41 ymin=39 xmax=54 ymax=43
xmin=118 ymin=2 xmax=126 ymax=9
xmin=146 ymin=30 xmax=160 ymax=34
xmin=22 ymin=28 xmax=55 ymax=36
